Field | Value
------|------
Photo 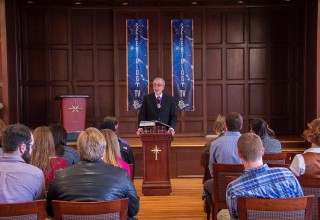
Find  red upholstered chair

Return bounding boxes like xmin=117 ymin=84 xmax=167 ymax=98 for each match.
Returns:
xmin=52 ymin=198 xmax=128 ymax=220
xmin=0 ymin=200 xmax=46 ymax=220
xmin=238 ymin=195 xmax=314 ymax=220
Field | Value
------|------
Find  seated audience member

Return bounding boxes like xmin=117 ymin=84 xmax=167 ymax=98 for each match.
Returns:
xmin=0 ymin=119 xmax=6 ymax=156
xmin=30 ymin=126 xmax=68 ymax=181
xmin=101 ymin=128 xmax=131 ymax=177
xmin=104 ymin=116 xmax=129 ymax=145
xmin=290 ymin=118 xmax=320 ymax=177
xmin=0 ymin=124 xmax=44 ymax=202
xmin=250 ymin=118 xmax=282 ymax=153
xmin=46 ymin=127 xmax=139 ymax=220
xmin=100 ymin=121 xmax=135 ymax=176
xmin=203 ymin=112 xmax=243 ymax=207
xmin=220 ymin=133 xmax=303 ymax=220
xmin=49 ymin=124 xmax=80 ymax=166
xmin=200 ymin=114 xmax=226 ymax=169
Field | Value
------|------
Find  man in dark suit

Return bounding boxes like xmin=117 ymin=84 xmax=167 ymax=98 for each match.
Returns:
xmin=136 ymin=77 xmax=177 ymax=136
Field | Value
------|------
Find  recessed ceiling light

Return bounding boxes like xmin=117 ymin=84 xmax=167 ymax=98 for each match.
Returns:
xmin=75 ymin=1 xmax=82 ymax=5
xmin=237 ymin=0 xmax=244 ymax=3
xmin=27 ymin=0 xmax=34 ymax=3
xmin=122 ymin=2 xmax=128 ymax=5
xmin=191 ymin=1 xmax=198 ymax=5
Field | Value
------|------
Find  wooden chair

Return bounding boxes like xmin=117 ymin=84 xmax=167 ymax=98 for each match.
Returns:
xmin=238 ymin=195 xmax=314 ymax=220
xmin=203 ymin=152 xmax=212 ymax=219
xmin=212 ymin=163 xmax=245 ymax=220
xmin=297 ymin=177 xmax=320 ymax=220
xmin=0 ymin=199 xmax=46 ymax=220
xmin=225 ymin=175 xmax=239 ymax=185
xmin=45 ymin=179 xmax=52 ymax=192
xmin=262 ymin=152 xmax=287 ymax=164
xmin=267 ymin=163 xmax=290 ymax=168
xmin=129 ymin=163 xmax=134 ymax=182
xmin=52 ymin=198 xmax=128 ymax=220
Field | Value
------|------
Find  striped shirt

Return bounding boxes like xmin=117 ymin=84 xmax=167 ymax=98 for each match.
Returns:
xmin=226 ymin=164 xmax=303 ymax=220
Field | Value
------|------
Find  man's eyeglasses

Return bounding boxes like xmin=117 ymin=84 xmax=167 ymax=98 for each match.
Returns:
xmin=153 ymin=83 xmax=163 ymax=87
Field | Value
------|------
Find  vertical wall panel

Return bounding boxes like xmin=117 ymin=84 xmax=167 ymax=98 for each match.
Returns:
xmin=249 ymin=48 xmax=266 ymax=79
xmin=249 ymin=9 xmax=267 ymax=43
xmin=207 ymin=84 xmax=222 ymax=116
xmin=96 ymin=11 xmax=113 ymax=45
xmin=206 ymin=49 xmax=222 ymax=80
xmin=206 ymin=10 xmax=222 ymax=44
xmin=74 ymin=50 xmax=94 ymax=81
xmin=227 ymin=84 xmax=244 ymax=115
xmin=50 ymin=49 xmax=68 ymax=81
xmin=72 ymin=11 xmax=93 ymax=45
xmin=49 ymin=10 xmax=68 ymax=45
xmin=27 ymin=49 xmax=46 ymax=81
xmin=97 ymin=49 xmax=114 ymax=81
xmin=226 ymin=48 xmax=244 ymax=80
xmin=226 ymin=11 xmax=244 ymax=44
xmin=271 ymin=83 xmax=289 ymax=115
xmin=249 ymin=84 xmax=266 ymax=115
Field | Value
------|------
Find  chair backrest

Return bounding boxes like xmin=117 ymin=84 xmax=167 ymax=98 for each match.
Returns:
xmin=203 ymin=152 xmax=211 ymax=183
xmin=129 ymin=164 xmax=134 ymax=182
xmin=213 ymin=163 xmax=245 ymax=220
xmin=225 ymin=175 xmax=239 ymax=185
xmin=52 ymin=198 xmax=128 ymax=220
xmin=263 ymin=152 xmax=287 ymax=164
xmin=297 ymin=176 xmax=320 ymax=220
xmin=0 ymin=200 xmax=46 ymax=220
xmin=238 ymin=195 xmax=314 ymax=220
xmin=267 ymin=163 xmax=290 ymax=168
xmin=45 ymin=180 xmax=52 ymax=192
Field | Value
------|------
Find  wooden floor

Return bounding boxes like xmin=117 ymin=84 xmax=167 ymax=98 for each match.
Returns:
xmin=134 ymin=178 xmax=207 ymax=220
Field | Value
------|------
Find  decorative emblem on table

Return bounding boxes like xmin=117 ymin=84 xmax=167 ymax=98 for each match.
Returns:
xmin=67 ymin=101 xmax=83 ymax=123
xmin=151 ymin=145 xmax=161 ymax=160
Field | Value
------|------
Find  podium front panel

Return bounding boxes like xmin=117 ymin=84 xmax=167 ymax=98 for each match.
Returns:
xmin=60 ymin=97 xmax=87 ymax=132
xmin=141 ymin=133 xmax=172 ymax=195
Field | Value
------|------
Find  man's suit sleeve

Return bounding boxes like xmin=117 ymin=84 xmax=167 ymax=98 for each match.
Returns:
xmin=138 ymin=96 xmax=148 ymax=128
xmin=168 ymin=96 xmax=177 ymax=129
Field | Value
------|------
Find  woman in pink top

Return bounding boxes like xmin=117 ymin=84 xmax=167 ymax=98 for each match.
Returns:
xmin=100 ymin=128 xmax=131 ymax=177
xmin=30 ymin=126 xmax=68 ymax=181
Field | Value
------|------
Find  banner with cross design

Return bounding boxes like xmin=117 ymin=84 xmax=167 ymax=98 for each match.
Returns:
xmin=127 ymin=19 xmax=149 ymax=111
xmin=172 ymin=19 xmax=194 ymax=111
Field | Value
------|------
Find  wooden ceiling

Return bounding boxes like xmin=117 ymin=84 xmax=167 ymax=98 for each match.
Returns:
xmin=17 ymin=0 xmax=296 ymax=7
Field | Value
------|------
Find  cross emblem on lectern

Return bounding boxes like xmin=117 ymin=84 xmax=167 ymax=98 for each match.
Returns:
xmin=151 ymin=145 xmax=161 ymax=160
xmin=67 ymin=101 xmax=83 ymax=123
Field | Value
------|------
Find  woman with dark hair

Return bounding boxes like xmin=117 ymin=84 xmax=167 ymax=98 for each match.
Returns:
xmin=250 ymin=118 xmax=281 ymax=153
xmin=49 ymin=124 xmax=80 ymax=166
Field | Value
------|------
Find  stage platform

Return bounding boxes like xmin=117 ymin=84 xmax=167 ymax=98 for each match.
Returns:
xmin=68 ymin=135 xmax=306 ymax=178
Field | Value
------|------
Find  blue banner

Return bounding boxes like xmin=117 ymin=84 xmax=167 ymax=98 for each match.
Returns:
xmin=172 ymin=19 xmax=194 ymax=111
xmin=127 ymin=19 xmax=149 ymax=111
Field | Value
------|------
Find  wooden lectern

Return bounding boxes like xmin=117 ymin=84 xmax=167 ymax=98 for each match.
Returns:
xmin=140 ymin=123 xmax=172 ymax=196
xmin=55 ymin=95 xmax=90 ymax=141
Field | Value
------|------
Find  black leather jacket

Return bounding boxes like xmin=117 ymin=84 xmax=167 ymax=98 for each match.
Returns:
xmin=46 ymin=160 xmax=139 ymax=219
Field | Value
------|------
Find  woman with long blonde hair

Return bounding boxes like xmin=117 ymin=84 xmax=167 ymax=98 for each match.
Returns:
xmin=100 ymin=129 xmax=131 ymax=177
xmin=30 ymin=126 xmax=68 ymax=181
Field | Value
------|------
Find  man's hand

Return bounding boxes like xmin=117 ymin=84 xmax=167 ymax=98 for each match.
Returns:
xmin=136 ymin=128 xmax=144 ymax=136
xmin=168 ymin=128 xmax=175 ymax=136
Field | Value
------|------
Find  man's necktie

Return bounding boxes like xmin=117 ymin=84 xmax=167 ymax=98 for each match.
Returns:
xmin=156 ymin=96 xmax=161 ymax=109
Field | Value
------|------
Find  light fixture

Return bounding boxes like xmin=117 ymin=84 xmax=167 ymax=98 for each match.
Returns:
xmin=191 ymin=1 xmax=198 ymax=5
xmin=122 ymin=2 xmax=128 ymax=5
xmin=237 ymin=0 xmax=244 ymax=4
xmin=27 ymin=0 xmax=34 ymax=3
xmin=75 ymin=1 xmax=82 ymax=5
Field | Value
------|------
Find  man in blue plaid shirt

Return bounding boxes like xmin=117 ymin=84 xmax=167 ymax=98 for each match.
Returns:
xmin=220 ymin=133 xmax=303 ymax=220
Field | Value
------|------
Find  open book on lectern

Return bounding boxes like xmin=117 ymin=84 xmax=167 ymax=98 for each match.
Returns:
xmin=139 ymin=120 xmax=172 ymax=129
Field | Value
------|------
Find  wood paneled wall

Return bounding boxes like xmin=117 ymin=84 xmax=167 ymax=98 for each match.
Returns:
xmin=16 ymin=3 xmax=305 ymax=136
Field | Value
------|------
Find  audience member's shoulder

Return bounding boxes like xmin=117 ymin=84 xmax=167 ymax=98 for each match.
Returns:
xmin=120 ymin=142 xmax=132 ymax=150
xmin=25 ymin=163 xmax=44 ymax=176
